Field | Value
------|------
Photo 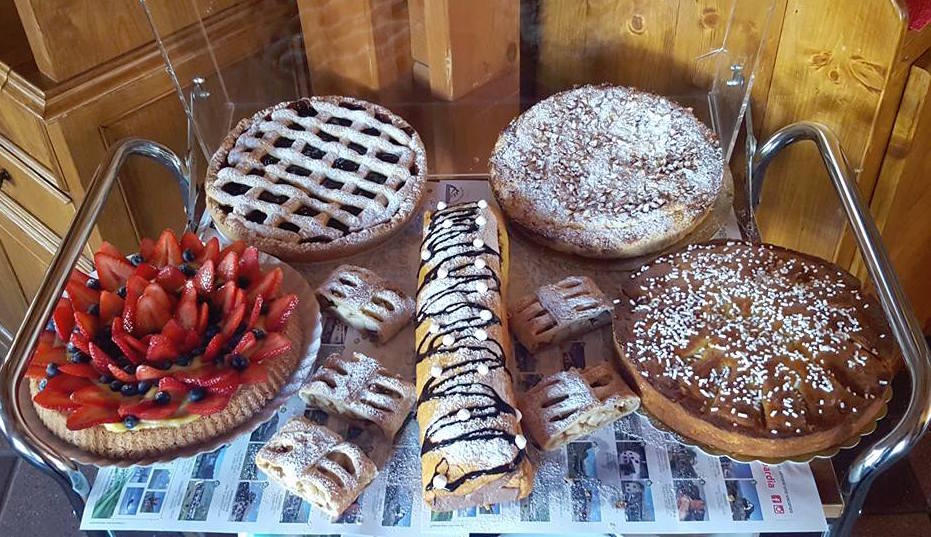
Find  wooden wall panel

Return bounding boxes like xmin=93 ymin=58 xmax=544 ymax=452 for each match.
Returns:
xmin=754 ymin=0 xmax=907 ymax=262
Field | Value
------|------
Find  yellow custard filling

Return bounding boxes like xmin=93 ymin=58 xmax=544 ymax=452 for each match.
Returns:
xmin=103 ymin=414 xmax=200 ymax=432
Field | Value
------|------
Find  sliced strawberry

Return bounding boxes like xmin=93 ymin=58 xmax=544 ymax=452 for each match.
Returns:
xmin=196 ymin=303 xmax=209 ymax=335
xmin=46 ymin=374 xmax=93 ymax=393
xmin=126 ymin=274 xmax=149 ymax=298
xmin=58 ymin=362 xmax=100 ymax=380
xmin=94 ymin=253 xmax=135 ymax=292
xmin=247 ymin=267 xmax=283 ymax=302
xmin=73 ymin=310 xmax=99 ymax=339
xmin=30 ymin=342 xmax=66 ymax=368
xmin=196 ymin=237 xmax=220 ymax=265
xmin=35 ymin=379 xmax=87 ymax=411
xmin=203 ymin=333 xmax=226 ymax=361
xmin=266 ymin=294 xmax=298 ymax=332
xmin=158 ymin=376 xmax=188 ymax=393
xmin=133 ymin=262 xmax=159 ymax=281
xmin=151 ymin=229 xmax=182 ymax=268
xmin=139 ymin=237 xmax=155 ymax=261
xmin=177 ymin=284 xmax=198 ymax=330
xmin=69 ymin=268 xmax=90 ymax=286
xmin=161 ymin=319 xmax=187 ymax=346
xmin=146 ymin=334 xmax=178 ymax=362
xmin=218 ymin=240 xmax=246 ymax=261
xmin=111 ymin=316 xmax=124 ymax=336
xmin=252 ymin=332 xmax=292 ymax=363
xmin=112 ymin=333 xmax=145 ymax=364
xmin=182 ymin=329 xmax=200 ymax=353
xmin=216 ymin=281 xmax=237 ymax=314
xmin=136 ymin=284 xmax=173 ymax=335
xmin=239 ymin=246 xmax=261 ymax=280
xmin=26 ymin=364 xmax=48 ymax=379
xmin=97 ymin=241 xmax=123 ymax=259
xmin=39 ymin=330 xmax=56 ymax=345
xmin=52 ymin=298 xmax=75 ymax=341
xmin=66 ymin=405 xmax=120 ymax=430
xmin=122 ymin=275 xmax=148 ymax=335
xmin=136 ymin=364 xmax=170 ymax=381
xmin=194 ymin=259 xmax=214 ymax=296
xmin=221 ymin=303 xmax=246 ymax=338
xmin=69 ymin=331 xmax=90 ymax=355
xmin=98 ymin=291 xmax=124 ymax=325
xmin=175 ymin=366 xmax=236 ymax=387
xmin=233 ymin=332 xmax=257 ymax=356
xmin=217 ymin=250 xmax=239 ymax=283
xmin=240 ymin=362 xmax=268 ymax=384
xmin=65 ymin=279 xmax=100 ymax=314
xmin=156 ymin=266 xmax=186 ymax=293
xmin=119 ymin=399 xmax=181 ymax=419
xmin=89 ymin=343 xmax=119 ymax=375
xmin=186 ymin=391 xmax=233 ymax=416
xmin=180 ymin=231 xmax=205 ymax=257
xmin=107 ymin=363 xmax=136 ymax=383
xmin=71 ymin=385 xmax=120 ymax=408
xmin=247 ymin=296 xmax=263 ymax=330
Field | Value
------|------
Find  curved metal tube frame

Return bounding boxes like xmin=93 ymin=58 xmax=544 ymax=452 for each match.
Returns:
xmin=0 ymin=139 xmax=189 ymax=529
xmin=749 ymin=121 xmax=931 ymax=537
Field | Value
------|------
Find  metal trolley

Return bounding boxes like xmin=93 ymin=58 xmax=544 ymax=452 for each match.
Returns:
xmin=0 ymin=119 xmax=928 ymax=536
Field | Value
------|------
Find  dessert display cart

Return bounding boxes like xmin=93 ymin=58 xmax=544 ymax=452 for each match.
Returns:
xmin=1 ymin=1 xmax=929 ymax=535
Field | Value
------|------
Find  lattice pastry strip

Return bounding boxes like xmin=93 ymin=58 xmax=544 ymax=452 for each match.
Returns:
xmin=519 ymin=363 xmax=640 ymax=451
xmin=255 ymin=417 xmax=377 ymax=517
xmin=316 ymin=265 xmax=414 ymax=343
xmin=509 ymin=276 xmax=612 ymax=351
xmin=300 ymin=352 xmax=416 ymax=440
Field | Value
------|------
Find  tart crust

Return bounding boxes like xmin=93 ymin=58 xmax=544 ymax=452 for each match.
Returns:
xmin=29 ymin=320 xmax=303 ymax=460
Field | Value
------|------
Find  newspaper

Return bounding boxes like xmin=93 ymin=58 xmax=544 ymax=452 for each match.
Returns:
xmin=81 ymin=180 xmax=827 ymax=535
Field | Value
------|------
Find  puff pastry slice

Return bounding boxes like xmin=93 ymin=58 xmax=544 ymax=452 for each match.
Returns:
xmin=509 ymin=276 xmax=611 ymax=351
xmin=316 ymin=264 xmax=414 ymax=343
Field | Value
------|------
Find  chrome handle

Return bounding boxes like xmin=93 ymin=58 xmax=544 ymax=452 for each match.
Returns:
xmin=0 ymin=138 xmax=189 ymax=512
xmin=749 ymin=122 xmax=931 ymax=536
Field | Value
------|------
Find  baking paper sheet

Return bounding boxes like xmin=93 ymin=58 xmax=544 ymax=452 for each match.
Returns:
xmin=81 ymin=180 xmax=827 ymax=535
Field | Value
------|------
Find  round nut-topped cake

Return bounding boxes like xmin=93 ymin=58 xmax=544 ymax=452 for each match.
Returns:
xmin=205 ymin=96 xmax=427 ymax=262
xmin=489 ymin=85 xmax=724 ymax=259
xmin=614 ymin=240 xmax=898 ymax=459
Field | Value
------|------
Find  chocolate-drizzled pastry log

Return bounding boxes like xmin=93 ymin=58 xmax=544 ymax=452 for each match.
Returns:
xmin=414 ymin=200 xmax=535 ymax=511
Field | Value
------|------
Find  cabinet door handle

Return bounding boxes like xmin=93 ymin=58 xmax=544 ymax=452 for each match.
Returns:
xmin=0 ymin=169 xmax=9 ymax=187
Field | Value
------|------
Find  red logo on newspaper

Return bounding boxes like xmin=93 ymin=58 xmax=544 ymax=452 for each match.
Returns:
xmin=762 ymin=465 xmax=777 ymax=489
xmin=771 ymin=494 xmax=785 ymax=514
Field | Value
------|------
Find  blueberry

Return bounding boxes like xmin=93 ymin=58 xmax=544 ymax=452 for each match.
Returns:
xmin=182 ymin=248 xmax=196 ymax=262
xmin=120 ymin=383 xmax=138 ymax=397
xmin=123 ymin=364 xmax=137 ymax=375
xmin=187 ymin=387 xmax=206 ymax=402
xmin=251 ymin=328 xmax=266 ymax=340
xmin=154 ymin=391 xmax=171 ymax=405
xmin=175 ymin=354 xmax=192 ymax=367
xmin=137 ymin=381 xmax=152 ymax=394
xmin=86 ymin=304 xmax=100 ymax=316
xmin=99 ymin=374 xmax=114 ymax=385
xmin=230 ymin=354 xmax=249 ymax=371
xmin=45 ymin=320 xmax=56 ymax=333
xmin=237 ymin=276 xmax=251 ymax=288
xmin=179 ymin=263 xmax=197 ymax=277
xmin=123 ymin=415 xmax=139 ymax=429
xmin=66 ymin=342 xmax=78 ymax=354
xmin=45 ymin=363 xmax=59 ymax=378
xmin=192 ymin=346 xmax=206 ymax=357
xmin=38 ymin=378 xmax=48 ymax=391
xmin=213 ymin=355 xmax=226 ymax=366
xmin=130 ymin=254 xmax=144 ymax=266
xmin=109 ymin=380 xmax=124 ymax=392
xmin=260 ymin=302 xmax=270 ymax=315
xmin=68 ymin=351 xmax=90 ymax=364
xmin=116 ymin=286 xmax=127 ymax=298
xmin=156 ymin=360 xmax=172 ymax=371
xmin=205 ymin=324 xmax=221 ymax=339
xmin=86 ymin=278 xmax=100 ymax=290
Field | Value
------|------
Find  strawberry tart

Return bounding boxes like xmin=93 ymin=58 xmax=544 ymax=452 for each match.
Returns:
xmin=26 ymin=229 xmax=303 ymax=460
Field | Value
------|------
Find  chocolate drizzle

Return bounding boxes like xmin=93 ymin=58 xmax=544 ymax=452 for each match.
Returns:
xmin=415 ymin=201 xmax=527 ymax=496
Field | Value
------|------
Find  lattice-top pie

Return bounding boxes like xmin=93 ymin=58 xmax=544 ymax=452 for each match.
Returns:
xmin=614 ymin=240 xmax=899 ymax=459
xmin=206 ymin=96 xmax=428 ymax=261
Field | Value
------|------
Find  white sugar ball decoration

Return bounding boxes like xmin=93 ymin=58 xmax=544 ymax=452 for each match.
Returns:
xmin=472 ymin=238 xmax=484 ymax=248
xmin=477 ymin=199 xmax=488 ymax=209
xmin=421 ymin=250 xmax=431 ymax=261
xmin=430 ymin=365 xmax=443 ymax=378
xmin=474 ymin=258 xmax=486 ymax=270
xmin=437 ymin=267 xmax=449 ymax=279
xmin=476 ymin=281 xmax=488 ymax=294
xmin=442 ymin=219 xmax=453 ymax=229
xmin=480 ymin=310 xmax=493 ymax=321
xmin=442 ymin=334 xmax=455 ymax=346
xmin=474 ymin=329 xmax=488 ymax=341
xmin=457 ymin=408 xmax=471 ymax=420
xmin=477 ymin=363 xmax=490 ymax=375
xmin=432 ymin=474 xmax=448 ymax=490
xmin=475 ymin=215 xmax=487 ymax=226
xmin=437 ymin=201 xmax=447 ymax=210
xmin=515 ymin=434 xmax=527 ymax=449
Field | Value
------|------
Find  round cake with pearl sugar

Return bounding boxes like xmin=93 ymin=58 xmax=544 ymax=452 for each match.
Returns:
xmin=489 ymin=84 xmax=724 ymax=259
xmin=613 ymin=240 xmax=899 ymax=460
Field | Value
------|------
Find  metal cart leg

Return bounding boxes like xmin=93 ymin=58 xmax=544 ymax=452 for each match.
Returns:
xmin=0 ymin=138 xmax=189 ymax=535
xmin=747 ymin=121 xmax=931 ymax=536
